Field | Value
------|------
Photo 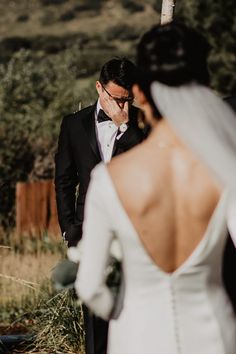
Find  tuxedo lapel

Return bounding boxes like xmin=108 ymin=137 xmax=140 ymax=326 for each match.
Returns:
xmin=112 ymin=124 xmax=139 ymax=157
xmin=82 ymin=104 xmax=101 ymax=162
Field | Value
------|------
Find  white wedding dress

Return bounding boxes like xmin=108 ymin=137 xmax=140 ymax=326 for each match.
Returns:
xmin=76 ymin=163 xmax=236 ymax=354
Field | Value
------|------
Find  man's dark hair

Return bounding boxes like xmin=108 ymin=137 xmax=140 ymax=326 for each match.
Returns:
xmin=99 ymin=57 xmax=136 ymax=91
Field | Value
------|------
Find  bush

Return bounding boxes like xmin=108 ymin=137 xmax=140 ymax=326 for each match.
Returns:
xmin=0 ymin=33 xmax=90 ymax=62
xmin=152 ymin=1 xmax=162 ymax=14
xmin=0 ymin=47 xmax=98 ymax=228
xmin=40 ymin=10 xmax=57 ymax=26
xmin=39 ymin=0 xmax=68 ymax=6
xmin=121 ymin=0 xmax=145 ymax=13
xmin=73 ymin=3 xmax=95 ymax=12
xmin=59 ymin=10 xmax=76 ymax=22
xmin=104 ymin=24 xmax=141 ymax=41
xmin=16 ymin=14 xmax=30 ymax=22
xmin=0 ymin=37 xmax=32 ymax=62
xmin=175 ymin=0 xmax=236 ymax=95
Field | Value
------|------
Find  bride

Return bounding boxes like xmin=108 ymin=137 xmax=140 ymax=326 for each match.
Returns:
xmin=75 ymin=22 xmax=236 ymax=353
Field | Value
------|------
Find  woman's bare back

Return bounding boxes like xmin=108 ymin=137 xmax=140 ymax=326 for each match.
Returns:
xmin=108 ymin=121 xmax=221 ymax=273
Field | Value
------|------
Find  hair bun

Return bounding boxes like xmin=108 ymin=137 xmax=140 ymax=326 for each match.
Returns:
xmin=137 ymin=22 xmax=210 ymax=86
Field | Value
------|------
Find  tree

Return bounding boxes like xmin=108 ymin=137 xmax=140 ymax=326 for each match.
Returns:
xmin=161 ymin=0 xmax=176 ymax=24
xmin=175 ymin=0 xmax=236 ymax=95
xmin=0 ymin=48 xmax=97 ymax=228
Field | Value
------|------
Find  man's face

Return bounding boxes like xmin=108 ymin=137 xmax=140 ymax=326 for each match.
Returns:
xmin=96 ymin=81 xmax=133 ymax=111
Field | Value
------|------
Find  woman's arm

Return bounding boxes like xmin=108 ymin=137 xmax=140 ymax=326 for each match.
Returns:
xmin=75 ymin=165 xmax=115 ymax=320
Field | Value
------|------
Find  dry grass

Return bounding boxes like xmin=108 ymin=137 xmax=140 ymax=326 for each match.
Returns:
xmin=0 ymin=240 xmax=84 ymax=353
xmin=28 ymin=289 xmax=85 ymax=354
xmin=0 ymin=245 xmax=61 ymax=305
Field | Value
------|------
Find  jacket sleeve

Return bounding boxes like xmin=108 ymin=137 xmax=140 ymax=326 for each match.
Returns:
xmin=55 ymin=116 xmax=79 ymax=241
xmin=75 ymin=165 xmax=115 ymax=320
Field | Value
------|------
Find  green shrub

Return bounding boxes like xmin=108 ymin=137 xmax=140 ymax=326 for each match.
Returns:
xmin=39 ymin=0 xmax=68 ymax=6
xmin=59 ymin=10 xmax=76 ymax=21
xmin=0 ymin=33 xmax=91 ymax=62
xmin=175 ymin=0 xmax=236 ymax=95
xmin=121 ymin=0 xmax=145 ymax=13
xmin=40 ymin=9 xmax=58 ymax=26
xmin=0 ymin=47 xmax=99 ymax=228
xmin=17 ymin=14 xmax=30 ymax=22
xmin=104 ymin=24 xmax=141 ymax=41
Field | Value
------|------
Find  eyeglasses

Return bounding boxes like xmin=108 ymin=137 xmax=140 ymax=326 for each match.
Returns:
xmin=101 ymin=83 xmax=134 ymax=104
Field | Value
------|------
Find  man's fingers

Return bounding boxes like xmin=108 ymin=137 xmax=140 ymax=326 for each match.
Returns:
xmin=123 ymin=101 xmax=129 ymax=113
xmin=106 ymin=100 xmax=121 ymax=115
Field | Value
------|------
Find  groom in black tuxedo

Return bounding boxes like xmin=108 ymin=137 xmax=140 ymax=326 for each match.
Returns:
xmin=55 ymin=58 xmax=145 ymax=354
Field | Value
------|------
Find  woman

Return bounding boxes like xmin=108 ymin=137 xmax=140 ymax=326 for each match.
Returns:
xmin=76 ymin=22 xmax=236 ymax=354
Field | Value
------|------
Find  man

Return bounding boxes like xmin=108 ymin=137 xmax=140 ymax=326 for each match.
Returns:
xmin=54 ymin=57 xmax=145 ymax=354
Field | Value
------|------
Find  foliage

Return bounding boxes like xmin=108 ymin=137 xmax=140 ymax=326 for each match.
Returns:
xmin=59 ymin=9 xmax=76 ymax=21
xmin=39 ymin=0 xmax=68 ymax=6
xmin=175 ymin=0 xmax=236 ymax=95
xmin=120 ymin=0 xmax=145 ymax=13
xmin=17 ymin=14 xmax=30 ymax=22
xmin=105 ymin=24 xmax=141 ymax=41
xmin=0 ymin=47 xmax=97 ymax=228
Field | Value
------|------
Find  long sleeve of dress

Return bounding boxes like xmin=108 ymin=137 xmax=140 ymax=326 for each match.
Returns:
xmin=75 ymin=164 xmax=115 ymax=320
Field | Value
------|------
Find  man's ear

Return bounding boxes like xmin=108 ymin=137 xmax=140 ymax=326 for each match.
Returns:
xmin=132 ymin=84 xmax=147 ymax=106
xmin=96 ymin=81 xmax=102 ymax=95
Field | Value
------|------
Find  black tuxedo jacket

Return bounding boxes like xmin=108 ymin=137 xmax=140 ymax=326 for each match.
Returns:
xmin=55 ymin=103 xmax=145 ymax=246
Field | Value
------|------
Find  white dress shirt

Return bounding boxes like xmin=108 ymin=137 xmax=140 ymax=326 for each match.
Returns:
xmin=95 ymin=100 xmax=124 ymax=163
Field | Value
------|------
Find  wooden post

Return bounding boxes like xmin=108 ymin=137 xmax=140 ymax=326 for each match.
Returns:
xmin=161 ymin=0 xmax=176 ymax=25
xmin=48 ymin=181 xmax=60 ymax=238
xmin=16 ymin=180 xmax=60 ymax=239
xmin=16 ymin=182 xmax=27 ymax=240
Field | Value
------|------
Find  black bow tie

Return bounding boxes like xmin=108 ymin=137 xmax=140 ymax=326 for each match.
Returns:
xmin=97 ymin=109 xmax=112 ymax=123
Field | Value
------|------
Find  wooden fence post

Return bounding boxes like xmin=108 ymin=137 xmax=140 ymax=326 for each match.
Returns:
xmin=16 ymin=180 xmax=60 ymax=239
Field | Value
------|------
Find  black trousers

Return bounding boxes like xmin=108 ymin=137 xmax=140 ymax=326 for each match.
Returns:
xmin=222 ymin=232 xmax=236 ymax=314
xmin=83 ymin=305 xmax=108 ymax=354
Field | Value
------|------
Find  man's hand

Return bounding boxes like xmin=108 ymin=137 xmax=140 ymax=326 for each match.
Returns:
xmin=104 ymin=99 xmax=129 ymax=127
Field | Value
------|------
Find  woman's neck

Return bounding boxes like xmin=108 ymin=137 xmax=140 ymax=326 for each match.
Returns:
xmin=148 ymin=119 xmax=183 ymax=148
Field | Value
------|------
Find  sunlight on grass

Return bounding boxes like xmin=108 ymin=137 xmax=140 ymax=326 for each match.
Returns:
xmin=0 ymin=238 xmax=84 ymax=353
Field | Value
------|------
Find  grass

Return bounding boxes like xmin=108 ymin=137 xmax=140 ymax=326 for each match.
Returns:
xmin=0 ymin=237 xmax=84 ymax=353
xmin=28 ymin=289 xmax=84 ymax=354
xmin=0 ymin=248 xmax=59 ymax=305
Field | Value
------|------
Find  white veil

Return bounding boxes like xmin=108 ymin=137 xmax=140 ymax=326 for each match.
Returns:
xmin=151 ymin=82 xmax=236 ymax=192
xmin=151 ymin=82 xmax=236 ymax=241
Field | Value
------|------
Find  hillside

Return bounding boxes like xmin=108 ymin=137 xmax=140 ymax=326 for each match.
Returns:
xmin=0 ymin=0 xmax=159 ymax=36
xmin=0 ymin=0 xmax=160 ymax=61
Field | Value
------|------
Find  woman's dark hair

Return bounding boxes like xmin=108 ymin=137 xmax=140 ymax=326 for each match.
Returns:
xmin=135 ymin=21 xmax=210 ymax=119
xmin=99 ymin=57 xmax=136 ymax=91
